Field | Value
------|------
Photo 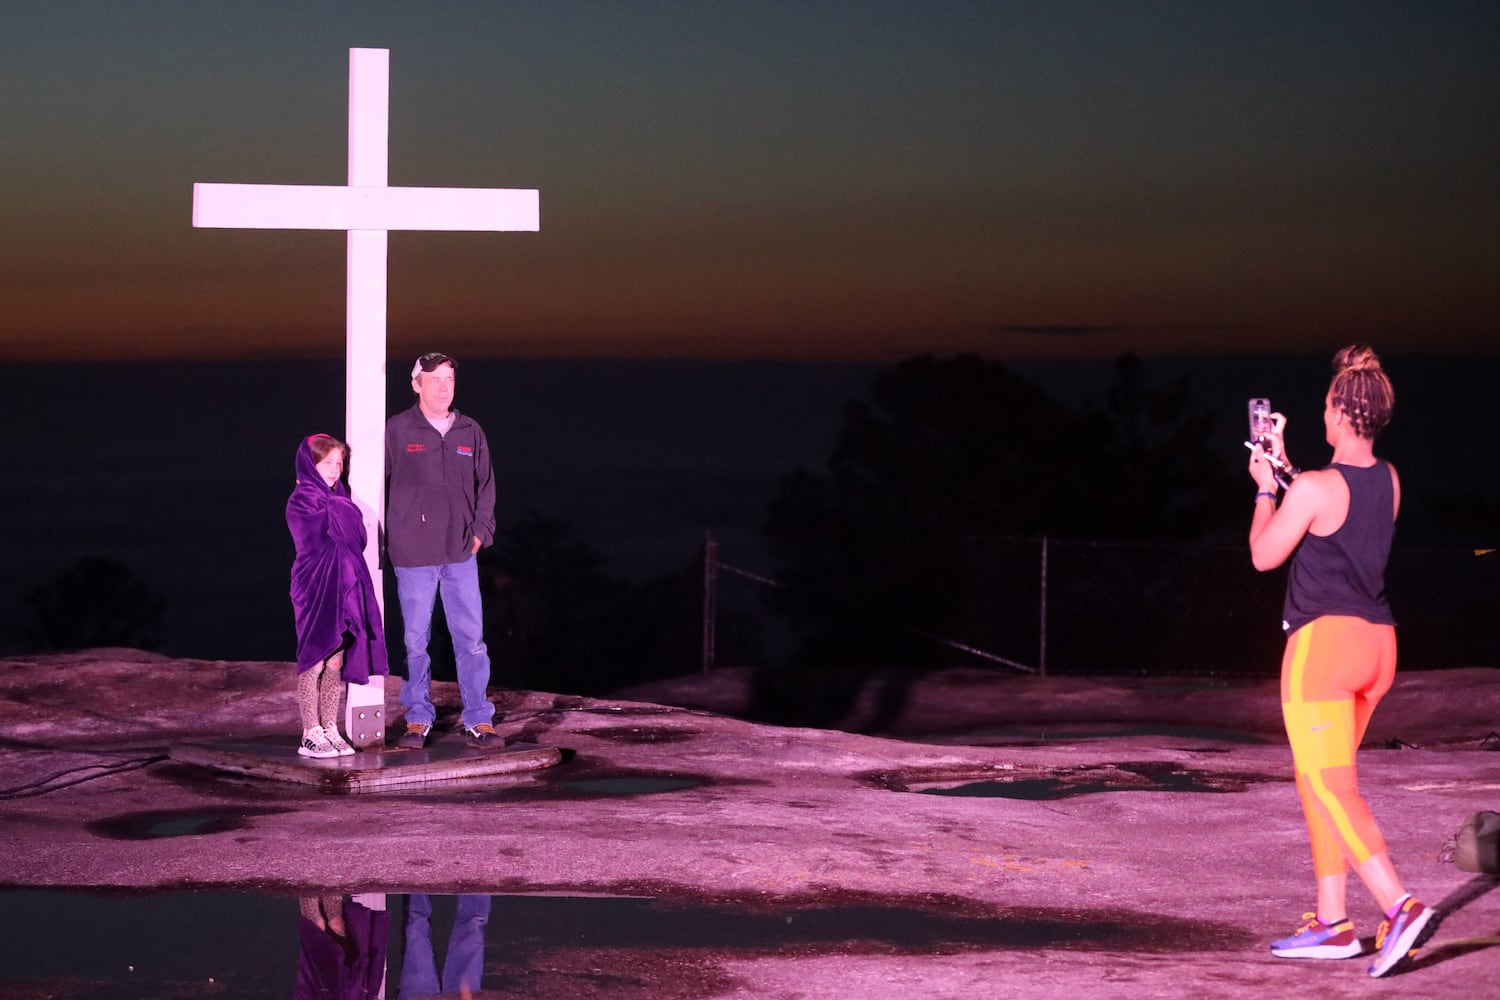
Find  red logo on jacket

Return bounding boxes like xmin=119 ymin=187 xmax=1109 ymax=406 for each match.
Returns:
xmin=406 ymin=443 xmax=426 ymax=453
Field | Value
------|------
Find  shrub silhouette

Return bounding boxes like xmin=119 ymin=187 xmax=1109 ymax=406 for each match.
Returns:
xmin=27 ymin=556 xmax=166 ymax=651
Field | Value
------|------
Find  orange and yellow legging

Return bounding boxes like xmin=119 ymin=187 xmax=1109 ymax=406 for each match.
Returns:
xmin=1280 ymin=615 xmax=1397 ymax=877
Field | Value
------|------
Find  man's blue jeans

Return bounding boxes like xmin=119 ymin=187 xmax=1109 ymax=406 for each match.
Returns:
xmin=395 ymin=557 xmax=495 ymax=730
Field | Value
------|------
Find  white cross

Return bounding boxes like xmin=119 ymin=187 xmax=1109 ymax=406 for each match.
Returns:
xmin=193 ymin=48 xmax=539 ymax=746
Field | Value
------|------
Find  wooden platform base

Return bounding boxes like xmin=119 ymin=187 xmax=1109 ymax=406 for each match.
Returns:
xmin=170 ymin=736 xmax=562 ymax=793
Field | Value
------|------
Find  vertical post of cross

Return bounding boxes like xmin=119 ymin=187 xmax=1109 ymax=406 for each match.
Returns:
xmin=343 ymin=48 xmax=391 ymax=749
xmin=345 ymin=48 xmax=389 ymax=593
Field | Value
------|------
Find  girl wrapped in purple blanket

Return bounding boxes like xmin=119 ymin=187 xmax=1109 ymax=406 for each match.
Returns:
xmin=286 ymin=434 xmax=388 ymax=758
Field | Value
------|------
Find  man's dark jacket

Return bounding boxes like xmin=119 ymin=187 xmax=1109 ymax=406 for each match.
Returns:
xmin=384 ymin=405 xmax=497 ymax=568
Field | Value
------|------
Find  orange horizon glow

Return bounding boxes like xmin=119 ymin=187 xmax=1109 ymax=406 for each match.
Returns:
xmin=2 ymin=4 xmax=1495 ymax=367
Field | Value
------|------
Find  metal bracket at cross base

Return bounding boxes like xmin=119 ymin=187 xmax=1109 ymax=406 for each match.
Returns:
xmin=345 ymin=681 xmax=386 ymax=749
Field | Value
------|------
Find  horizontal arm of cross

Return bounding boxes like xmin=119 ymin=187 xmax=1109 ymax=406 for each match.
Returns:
xmin=193 ymin=183 xmax=540 ymax=232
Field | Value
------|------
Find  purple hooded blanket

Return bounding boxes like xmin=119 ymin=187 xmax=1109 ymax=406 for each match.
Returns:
xmin=287 ymin=436 xmax=389 ymax=683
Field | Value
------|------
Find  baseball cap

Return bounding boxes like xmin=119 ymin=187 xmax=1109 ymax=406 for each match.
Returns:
xmin=411 ymin=352 xmax=457 ymax=379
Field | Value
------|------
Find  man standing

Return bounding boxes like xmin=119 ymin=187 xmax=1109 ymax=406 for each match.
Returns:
xmin=385 ymin=352 xmax=502 ymax=749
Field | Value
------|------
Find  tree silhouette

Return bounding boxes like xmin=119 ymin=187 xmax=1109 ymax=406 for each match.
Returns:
xmin=478 ymin=511 xmax=617 ymax=691
xmin=27 ymin=556 xmax=166 ymax=651
xmin=759 ymin=353 xmax=1232 ymax=684
xmin=482 ymin=511 xmax=702 ymax=695
xmin=1083 ymin=353 xmax=1236 ymax=538
xmin=761 ymin=354 xmax=1094 ymax=672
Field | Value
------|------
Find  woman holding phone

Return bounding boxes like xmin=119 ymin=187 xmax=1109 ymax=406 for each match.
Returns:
xmin=1248 ymin=345 xmax=1434 ymax=979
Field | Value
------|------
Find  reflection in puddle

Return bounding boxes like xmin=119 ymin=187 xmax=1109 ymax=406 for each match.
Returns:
xmin=400 ymin=893 xmax=486 ymax=998
xmin=298 ymin=893 xmax=388 ymax=998
xmin=2 ymin=890 xmax=289 ymax=999
xmin=1 ymin=888 xmax=1252 ymax=998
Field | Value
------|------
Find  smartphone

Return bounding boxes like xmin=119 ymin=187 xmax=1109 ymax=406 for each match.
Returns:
xmin=1247 ymin=397 xmax=1273 ymax=447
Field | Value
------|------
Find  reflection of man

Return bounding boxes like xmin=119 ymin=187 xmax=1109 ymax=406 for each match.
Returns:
xmin=385 ymin=352 xmax=501 ymax=749
xmin=399 ymin=894 xmax=491 ymax=998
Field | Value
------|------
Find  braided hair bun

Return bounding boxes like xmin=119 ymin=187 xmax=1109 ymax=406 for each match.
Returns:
xmin=1329 ymin=344 xmax=1393 ymax=439
xmin=1333 ymin=344 xmax=1383 ymax=375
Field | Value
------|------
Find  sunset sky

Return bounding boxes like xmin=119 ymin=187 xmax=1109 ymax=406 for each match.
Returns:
xmin=3 ymin=0 xmax=1495 ymax=364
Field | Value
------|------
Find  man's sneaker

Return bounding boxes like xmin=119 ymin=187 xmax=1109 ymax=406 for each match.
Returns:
xmin=466 ymin=723 xmax=503 ymax=749
xmin=398 ymin=722 xmax=432 ymax=750
xmin=1368 ymin=896 xmax=1437 ymax=978
xmin=1270 ymin=913 xmax=1361 ymax=959
xmin=323 ymin=729 xmax=356 ymax=756
xmin=298 ymin=725 xmax=339 ymax=759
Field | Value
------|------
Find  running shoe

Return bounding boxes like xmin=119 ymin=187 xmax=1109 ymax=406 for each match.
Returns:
xmin=322 ymin=729 xmax=356 ymax=756
xmin=298 ymin=725 xmax=340 ymax=759
xmin=1368 ymin=896 xmax=1437 ymax=978
xmin=1270 ymin=913 xmax=1361 ymax=959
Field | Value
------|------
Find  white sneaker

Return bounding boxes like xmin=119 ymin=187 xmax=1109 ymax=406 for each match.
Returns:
xmin=298 ymin=725 xmax=339 ymax=759
xmin=323 ymin=728 xmax=356 ymax=756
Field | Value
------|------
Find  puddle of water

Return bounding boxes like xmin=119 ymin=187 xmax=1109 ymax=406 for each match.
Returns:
xmin=0 ymin=889 xmax=1253 ymax=999
xmin=86 ymin=806 xmax=291 ymax=840
xmin=578 ymin=726 xmax=702 ymax=744
xmin=352 ymin=771 xmax=711 ymax=801
xmin=1 ymin=889 xmax=290 ymax=999
xmin=159 ymin=758 xmax=709 ymax=803
xmin=925 ymin=778 xmax=1078 ymax=800
xmin=141 ymin=816 xmax=216 ymax=838
xmin=915 ymin=762 xmax=1266 ymax=800
xmin=912 ymin=723 xmax=1270 ymax=746
xmin=557 ymin=776 xmax=706 ymax=795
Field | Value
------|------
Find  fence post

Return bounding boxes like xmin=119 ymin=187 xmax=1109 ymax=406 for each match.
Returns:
xmin=1039 ymin=536 xmax=1049 ymax=677
xmin=701 ymin=531 xmax=718 ymax=672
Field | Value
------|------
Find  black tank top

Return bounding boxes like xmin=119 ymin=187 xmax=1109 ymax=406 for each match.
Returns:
xmin=1282 ymin=461 xmax=1396 ymax=634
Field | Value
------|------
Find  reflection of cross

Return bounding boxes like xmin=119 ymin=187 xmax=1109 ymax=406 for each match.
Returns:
xmin=194 ymin=48 xmax=539 ymax=745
